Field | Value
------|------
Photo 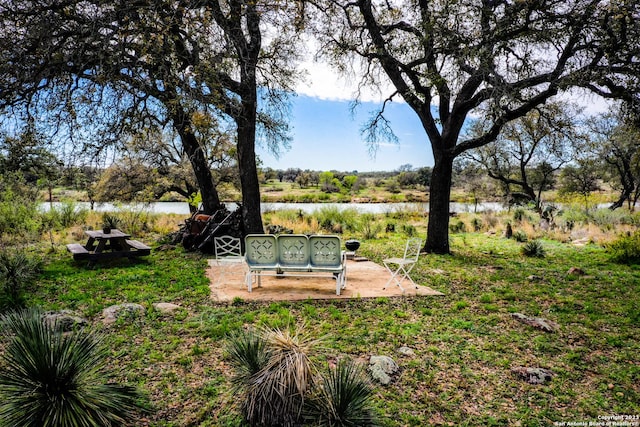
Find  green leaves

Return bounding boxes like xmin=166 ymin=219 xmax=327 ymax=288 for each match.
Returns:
xmin=0 ymin=308 xmax=145 ymax=427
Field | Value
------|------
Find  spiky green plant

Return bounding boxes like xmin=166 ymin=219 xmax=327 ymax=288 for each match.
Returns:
xmin=0 ymin=308 xmax=145 ymax=427
xmin=0 ymin=250 xmax=41 ymax=310
xmin=513 ymin=230 xmax=528 ymax=242
xmin=304 ymin=359 xmax=379 ymax=427
xmin=227 ymin=327 xmax=317 ymax=427
xmin=522 ymin=240 xmax=546 ymax=257
xmin=226 ymin=327 xmax=271 ymax=388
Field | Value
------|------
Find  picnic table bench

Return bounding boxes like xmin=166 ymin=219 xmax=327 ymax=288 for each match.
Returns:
xmin=245 ymin=234 xmax=347 ymax=295
xmin=66 ymin=229 xmax=151 ymax=265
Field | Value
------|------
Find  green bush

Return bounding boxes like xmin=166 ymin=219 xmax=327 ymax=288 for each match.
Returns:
xmin=522 ymin=240 xmax=546 ymax=258
xmin=607 ymin=232 xmax=640 ymax=264
xmin=589 ymin=208 xmax=633 ymax=231
xmin=304 ymin=359 xmax=379 ymax=427
xmin=226 ymin=327 xmax=314 ymax=426
xmin=449 ymin=220 xmax=467 ymax=233
xmin=314 ymin=207 xmax=360 ymax=233
xmin=0 ymin=251 xmax=42 ymax=311
xmin=513 ymin=207 xmax=528 ymax=223
xmin=358 ymin=214 xmax=382 ymax=239
xmin=45 ymin=200 xmax=89 ymax=229
xmin=401 ymin=224 xmax=416 ymax=237
xmin=0 ymin=175 xmax=41 ymax=241
xmin=0 ymin=308 xmax=145 ymax=425
xmin=513 ymin=230 xmax=528 ymax=242
xmin=226 ymin=327 xmax=378 ymax=427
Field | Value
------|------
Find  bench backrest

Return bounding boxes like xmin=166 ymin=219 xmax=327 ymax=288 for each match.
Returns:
xmin=309 ymin=235 xmax=342 ymax=268
xmin=245 ymin=234 xmax=278 ymax=267
xmin=277 ymin=234 xmax=310 ymax=268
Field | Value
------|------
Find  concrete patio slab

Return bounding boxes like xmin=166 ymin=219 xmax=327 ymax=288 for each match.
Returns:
xmin=207 ymin=259 xmax=444 ymax=302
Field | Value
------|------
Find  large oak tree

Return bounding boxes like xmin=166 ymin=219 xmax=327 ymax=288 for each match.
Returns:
xmin=311 ymin=0 xmax=640 ymax=253
xmin=0 ymin=0 xmax=301 ymax=233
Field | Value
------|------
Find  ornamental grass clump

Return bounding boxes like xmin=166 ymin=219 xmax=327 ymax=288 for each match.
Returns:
xmin=0 ymin=250 xmax=41 ymax=311
xmin=304 ymin=359 xmax=378 ymax=427
xmin=227 ymin=327 xmax=316 ymax=427
xmin=522 ymin=240 xmax=546 ymax=258
xmin=0 ymin=308 xmax=146 ymax=427
xmin=226 ymin=326 xmax=379 ymax=427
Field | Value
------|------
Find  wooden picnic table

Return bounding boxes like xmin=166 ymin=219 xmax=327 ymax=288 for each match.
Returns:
xmin=66 ymin=228 xmax=151 ymax=265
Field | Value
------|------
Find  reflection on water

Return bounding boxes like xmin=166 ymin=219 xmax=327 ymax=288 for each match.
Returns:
xmin=40 ymin=201 xmax=506 ymax=215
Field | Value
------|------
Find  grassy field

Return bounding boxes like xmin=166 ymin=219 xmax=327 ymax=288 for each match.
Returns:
xmin=5 ymin=207 xmax=640 ymax=426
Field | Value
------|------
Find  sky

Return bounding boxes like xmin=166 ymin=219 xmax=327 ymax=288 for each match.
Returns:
xmin=256 ymin=58 xmax=613 ymax=173
xmin=256 ymin=96 xmax=433 ymax=173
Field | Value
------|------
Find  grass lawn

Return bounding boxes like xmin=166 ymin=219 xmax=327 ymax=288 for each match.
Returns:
xmin=22 ymin=225 xmax=639 ymax=427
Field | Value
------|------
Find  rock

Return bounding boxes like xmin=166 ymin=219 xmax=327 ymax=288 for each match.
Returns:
xmin=511 ymin=312 xmax=559 ymax=333
xmin=153 ymin=302 xmax=182 ymax=314
xmin=397 ymin=346 xmax=415 ymax=357
xmin=102 ymin=303 xmax=145 ymax=324
xmin=511 ymin=367 xmax=553 ymax=384
xmin=527 ymin=275 xmax=543 ymax=282
xmin=567 ymin=267 xmax=586 ymax=276
xmin=43 ymin=310 xmax=89 ymax=331
xmin=369 ymin=355 xmax=399 ymax=385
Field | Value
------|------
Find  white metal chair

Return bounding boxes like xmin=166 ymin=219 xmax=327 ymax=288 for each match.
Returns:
xmin=383 ymin=238 xmax=422 ymax=292
xmin=213 ymin=235 xmax=244 ymax=283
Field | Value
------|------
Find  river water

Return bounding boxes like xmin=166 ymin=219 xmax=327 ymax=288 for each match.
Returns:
xmin=40 ymin=201 xmax=506 ymax=215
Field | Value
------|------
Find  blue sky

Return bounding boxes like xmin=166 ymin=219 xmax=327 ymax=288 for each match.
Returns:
xmin=256 ymin=95 xmax=434 ymax=172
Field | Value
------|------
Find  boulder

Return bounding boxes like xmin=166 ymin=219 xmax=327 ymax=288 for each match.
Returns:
xmin=511 ymin=312 xmax=559 ymax=333
xmin=43 ymin=310 xmax=88 ymax=331
xmin=102 ymin=303 xmax=145 ymax=324
xmin=153 ymin=302 xmax=182 ymax=314
xmin=369 ymin=355 xmax=399 ymax=385
xmin=511 ymin=367 xmax=553 ymax=384
xmin=397 ymin=346 xmax=415 ymax=357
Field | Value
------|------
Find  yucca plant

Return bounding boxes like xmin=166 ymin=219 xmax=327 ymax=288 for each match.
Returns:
xmin=0 ymin=308 xmax=145 ymax=427
xmin=0 ymin=250 xmax=41 ymax=310
xmin=227 ymin=327 xmax=317 ymax=427
xmin=304 ymin=359 xmax=379 ymax=427
xmin=522 ymin=240 xmax=546 ymax=258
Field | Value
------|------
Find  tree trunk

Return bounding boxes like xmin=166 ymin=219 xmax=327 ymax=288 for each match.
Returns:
xmin=180 ymin=128 xmax=223 ymax=214
xmin=236 ymin=93 xmax=264 ymax=234
xmin=425 ymin=152 xmax=454 ymax=254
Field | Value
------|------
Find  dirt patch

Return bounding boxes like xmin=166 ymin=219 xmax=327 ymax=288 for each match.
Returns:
xmin=207 ymin=259 xmax=444 ymax=302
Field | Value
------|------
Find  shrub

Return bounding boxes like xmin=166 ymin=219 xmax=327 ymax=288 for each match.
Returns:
xmin=401 ymin=224 xmax=416 ymax=237
xmin=589 ymin=208 xmax=630 ymax=231
xmin=607 ymin=232 xmax=640 ymax=264
xmin=304 ymin=359 xmax=379 ymax=427
xmin=522 ymin=240 xmax=546 ymax=257
xmin=449 ymin=220 xmax=467 ymax=233
xmin=314 ymin=207 xmax=359 ymax=234
xmin=0 ymin=308 xmax=145 ymax=426
xmin=102 ymin=212 xmax=122 ymax=230
xmin=358 ymin=214 xmax=382 ymax=239
xmin=52 ymin=200 xmax=89 ymax=228
xmin=0 ymin=251 xmax=42 ymax=311
xmin=227 ymin=327 xmax=315 ymax=426
xmin=513 ymin=230 xmax=528 ymax=242
xmin=227 ymin=327 xmax=379 ymax=427
xmin=471 ymin=217 xmax=483 ymax=232
xmin=482 ymin=211 xmax=499 ymax=229
xmin=513 ymin=207 xmax=527 ymax=223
